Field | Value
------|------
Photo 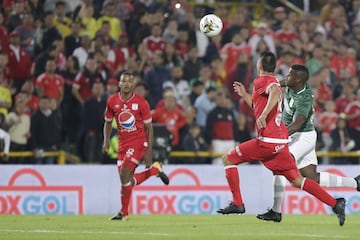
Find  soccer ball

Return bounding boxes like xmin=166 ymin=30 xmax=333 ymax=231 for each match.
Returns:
xmin=199 ymin=14 xmax=223 ymax=37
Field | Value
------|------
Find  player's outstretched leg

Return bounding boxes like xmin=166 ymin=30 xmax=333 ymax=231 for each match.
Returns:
xmin=152 ymin=161 xmax=170 ymax=185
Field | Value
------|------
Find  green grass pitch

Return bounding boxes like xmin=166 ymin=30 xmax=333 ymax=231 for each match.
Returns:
xmin=0 ymin=214 xmax=359 ymax=240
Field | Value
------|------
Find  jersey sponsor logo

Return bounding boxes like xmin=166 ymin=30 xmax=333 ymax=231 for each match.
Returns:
xmin=118 ymin=111 xmax=136 ymax=129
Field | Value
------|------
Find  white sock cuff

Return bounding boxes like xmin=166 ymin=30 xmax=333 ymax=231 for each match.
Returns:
xmin=319 ymin=172 xmax=330 ymax=187
xmin=224 ymin=165 xmax=237 ymax=170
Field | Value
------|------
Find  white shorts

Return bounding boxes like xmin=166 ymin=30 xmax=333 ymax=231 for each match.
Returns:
xmin=288 ymin=130 xmax=318 ymax=169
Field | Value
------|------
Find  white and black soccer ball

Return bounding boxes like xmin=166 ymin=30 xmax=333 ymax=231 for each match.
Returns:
xmin=199 ymin=14 xmax=223 ymax=37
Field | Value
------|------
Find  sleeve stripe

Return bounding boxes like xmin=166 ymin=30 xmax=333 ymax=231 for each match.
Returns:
xmin=265 ymin=82 xmax=280 ymax=94
xmin=143 ymin=118 xmax=152 ymax=124
xmin=104 ymin=117 xmax=113 ymax=122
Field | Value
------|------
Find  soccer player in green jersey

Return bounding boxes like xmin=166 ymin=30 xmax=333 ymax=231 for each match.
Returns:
xmin=256 ymin=65 xmax=360 ymax=222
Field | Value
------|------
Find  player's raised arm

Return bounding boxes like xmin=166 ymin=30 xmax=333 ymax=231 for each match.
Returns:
xmin=233 ymin=81 xmax=252 ymax=107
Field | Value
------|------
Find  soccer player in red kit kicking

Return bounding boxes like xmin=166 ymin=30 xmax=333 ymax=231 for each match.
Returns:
xmin=103 ymin=72 xmax=169 ymax=221
xmin=217 ymin=52 xmax=346 ymax=226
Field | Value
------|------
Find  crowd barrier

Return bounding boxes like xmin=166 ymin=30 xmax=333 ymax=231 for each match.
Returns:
xmin=2 ymin=150 xmax=360 ymax=164
xmin=0 ymin=165 xmax=359 ymax=215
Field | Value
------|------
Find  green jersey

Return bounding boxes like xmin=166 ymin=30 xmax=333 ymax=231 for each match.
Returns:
xmin=282 ymin=84 xmax=314 ymax=132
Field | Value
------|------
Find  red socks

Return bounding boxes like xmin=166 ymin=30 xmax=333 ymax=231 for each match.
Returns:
xmin=302 ymin=178 xmax=336 ymax=207
xmin=120 ymin=184 xmax=132 ymax=215
xmin=225 ymin=166 xmax=243 ymax=206
xmin=133 ymin=167 xmax=158 ymax=185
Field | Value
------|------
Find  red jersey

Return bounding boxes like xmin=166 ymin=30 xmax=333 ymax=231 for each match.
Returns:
xmin=152 ymin=106 xmax=187 ymax=145
xmin=317 ymin=112 xmax=338 ymax=134
xmin=105 ymin=93 xmax=152 ymax=151
xmin=252 ymin=74 xmax=287 ymax=142
xmin=142 ymin=36 xmax=166 ymax=56
xmin=344 ymin=100 xmax=360 ymax=129
xmin=35 ymin=73 xmax=64 ymax=100
xmin=220 ymin=42 xmax=251 ymax=72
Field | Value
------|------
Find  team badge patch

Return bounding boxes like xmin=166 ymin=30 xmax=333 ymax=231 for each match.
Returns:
xmin=132 ymin=103 xmax=138 ymax=110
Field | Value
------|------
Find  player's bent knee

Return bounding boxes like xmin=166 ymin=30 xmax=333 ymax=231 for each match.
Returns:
xmin=222 ymin=155 xmax=232 ymax=166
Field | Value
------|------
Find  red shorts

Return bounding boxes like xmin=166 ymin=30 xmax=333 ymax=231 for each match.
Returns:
xmin=117 ymin=146 xmax=147 ymax=172
xmin=227 ymin=139 xmax=300 ymax=182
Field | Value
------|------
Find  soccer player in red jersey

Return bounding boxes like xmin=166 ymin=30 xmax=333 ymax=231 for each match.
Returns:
xmin=103 ymin=72 xmax=169 ymax=221
xmin=217 ymin=52 xmax=346 ymax=226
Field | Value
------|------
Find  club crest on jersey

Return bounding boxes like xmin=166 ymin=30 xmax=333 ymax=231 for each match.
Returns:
xmin=132 ymin=103 xmax=138 ymax=110
xmin=118 ymin=111 xmax=135 ymax=129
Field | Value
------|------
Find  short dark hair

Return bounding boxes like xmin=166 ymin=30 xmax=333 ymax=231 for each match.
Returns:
xmin=259 ymin=51 xmax=276 ymax=73
xmin=291 ymin=64 xmax=309 ymax=82
xmin=55 ymin=1 xmax=66 ymax=7
xmin=120 ymin=71 xmax=134 ymax=81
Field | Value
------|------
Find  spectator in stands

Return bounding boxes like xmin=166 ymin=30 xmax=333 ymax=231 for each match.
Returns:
xmin=235 ymin=112 xmax=252 ymax=144
xmin=40 ymin=11 xmax=62 ymax=54
xmin=6 ymin=0 xmax=24 ymax=33
xmin=183 ymin=46 xmax=201 ymax=81
xmin=59 ymin=55 xmax=80 ymax=152
xmin=204 ymin=34 xmax=222 ymax=64
xmin=181 ymin=123 xmax=209 ymax=164
xmin=330 ymin=42 xmax=356 ymax=82
xmin=275 ymin=19 xmax=298 ymax=45
xmin=335 ymin=82 xmax=356 ymax=113
xmin=221 ymin=10 xmax=250 ymax=46
xmin=7 ymin=31 xmax=32 ymax=92
xmin=189 ymin=79 xmax=204 ymax=105
xmin=0 ymin=13 xmax=9 ymax=53
xmin=205 ymin=89 xmax=236 ymax=164
xmin=35 ymin=58 xmax=64 ymax=106
xmin=194 ymin=85 xmax=217 ymax=131
xmin=72 ymin=33 xmax=91 ymax=69
xmin=143 ymin=24 xmax=166 ymax=58
xmin=152 ymin=89 xmax=187 ymax=149
xmin=306 ymin=46 xmax=324 ymax=76
xmin=272 ymin=6 xmax=287 ymax=31
xmin=190 ymin=64 xmax=217 ymax=90
xmin=5 ymin=100 xmax=30 ymax=164
xmin=133 ymin=80 xmax=155 ymax=110
xmin=113 ymin=32 xmax=135 ymax=76
xmin=162 ymin=42 xmax=183 ymax=70
xmin=53 ymin=0 xmax=72 ymax=38
xmin=330 ymin=113 xmax=356 ymax=164
xmin=96 ymin=20 xmax=116 ymax=47
xmin=162 ymin=18 xmax=178 ymax=44
xmin=163 ymin=65 xmax=190 ymax=108
xmin=344 ymin=89 xmax=360 ymax=150
xmin=18 ymin=81 xmax=39 ymax=114
xmin=72 ymin=56 xmax=104 ymax=106
xmin=30 ymin=96 xmax=62 ymax=164
xmin=220 ymin=31 xmax=251 ymax=73
xmin=249 ymin=22 xmax=276 ymax=56
xmin=96 ymin=1 xmax=121 ymax=41
xmin=33 ymin=44 xmax=59 ymax=78
xmin=15 ymin=13 xmax=36 ymax=59
xmin=64 ymin=21 xmax=82 ymax=57
xmin=316 ymin=100 xmax=338 ymax=152
xmin=78 ymin=4 xmax=97 ymax=39
xmin=143 ymin=52 xmax=171 ymax=106
xmin=79 ymin=81 xmax=106 ymax=163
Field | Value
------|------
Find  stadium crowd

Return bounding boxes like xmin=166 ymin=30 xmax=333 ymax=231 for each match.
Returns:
xmin=0 ymin=0 xmax=359 ymax=165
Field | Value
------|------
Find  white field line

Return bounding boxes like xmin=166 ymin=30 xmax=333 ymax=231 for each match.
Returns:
xmin=0 ymin=229 xmax=349 ymax=239
xmin=0 ymin=229 xmax=170 ymax=236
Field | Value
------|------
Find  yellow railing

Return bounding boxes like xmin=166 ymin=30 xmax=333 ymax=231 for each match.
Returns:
xmin=170 ymin=151 xmax=360 ymax=164
xmin=5 ymin=151 xmax=80 ymax=165
xmin=2 ymin=151 xmax=360 ymax=164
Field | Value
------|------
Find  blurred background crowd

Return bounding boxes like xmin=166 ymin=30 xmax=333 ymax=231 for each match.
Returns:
xmin=0 ymin=0 xmax=359 ymax=165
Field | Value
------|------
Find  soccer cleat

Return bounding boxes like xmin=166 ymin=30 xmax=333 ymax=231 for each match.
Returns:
xmin=256 ymin=209 xmax=282 ymax=222
xmin=332 ymin=198 xmax=346 ymax=226
xmin=217 ymin=202 xmax=245 ymax=214
xmin=109 ymin=212 xmax=128 ymax=221
xmin=354 ymin=175 xmax=360 ymax=191
xmin=152 ymin=161 xmax=170 ymax=185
